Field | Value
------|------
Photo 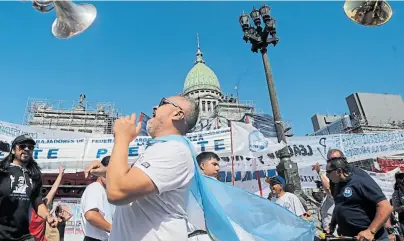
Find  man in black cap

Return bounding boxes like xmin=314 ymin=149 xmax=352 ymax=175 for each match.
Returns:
xmin=0 ymin=134 xmax=57 ymax=241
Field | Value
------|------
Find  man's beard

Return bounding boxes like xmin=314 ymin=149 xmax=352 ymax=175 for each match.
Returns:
xmin=147 ymin=118 xmax=163 ymax=138
xmin=15 ymin=152 xmax=32 ymax=164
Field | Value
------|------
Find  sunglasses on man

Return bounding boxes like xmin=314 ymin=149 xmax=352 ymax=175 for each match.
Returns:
xmin=158 ymin=97 xmax=183 ymax=110
xmin=17 ymin=144 xmax=35 ymax=151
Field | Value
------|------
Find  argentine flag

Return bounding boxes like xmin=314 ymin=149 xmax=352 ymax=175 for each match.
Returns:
xmin=156 ymin=135 xmax=315 ymax=241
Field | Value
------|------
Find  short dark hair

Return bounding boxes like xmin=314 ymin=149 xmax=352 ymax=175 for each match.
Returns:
xmin=328 ymin=157 xmax=349 ymax=173
xmin=196 ymin=152 xmax=220 ymax=166
xmin=55 ymin=205 xmax=62 ymax=217
xmin=101 ymin=156 xmax=110 ymax=167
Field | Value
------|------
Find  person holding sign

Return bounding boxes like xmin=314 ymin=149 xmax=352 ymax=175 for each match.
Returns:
xmin=85 ymin=96 xmax=199 ymax=241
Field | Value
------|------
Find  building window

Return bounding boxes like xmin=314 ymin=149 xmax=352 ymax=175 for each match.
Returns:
xmin=202 ymin=101 xmax=206 ymax=111
xmin=207 ymin=101 xmax=211 ymax=111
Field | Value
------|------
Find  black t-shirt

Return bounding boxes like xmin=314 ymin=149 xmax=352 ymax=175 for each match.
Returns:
xmin=333 ymin=167 xmax=387 ymax=239
xmin=0 ymin=165 xmax=42 ymax=241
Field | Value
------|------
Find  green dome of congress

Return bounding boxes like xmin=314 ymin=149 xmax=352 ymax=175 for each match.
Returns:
xmin=183 ymin=37 xmax=221 ymax=96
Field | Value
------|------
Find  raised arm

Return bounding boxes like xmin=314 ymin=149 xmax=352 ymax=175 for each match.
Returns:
xmin=61 ymin=205 xmax=74 ymax=222
xmin=315 ymin=163 xmax=331 ymax=195
xmin=44 ymin=166 xmax=65 ymax=207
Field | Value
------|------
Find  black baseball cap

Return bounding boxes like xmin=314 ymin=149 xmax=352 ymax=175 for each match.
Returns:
xmin=12 ymin=135 xmax=36 ymax=147
xmin=101 ymin=156 xmax=110 ymax=167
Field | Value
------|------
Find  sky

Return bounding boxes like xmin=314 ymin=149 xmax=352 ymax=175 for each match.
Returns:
xmin=0 ymin=1 xmax=403 ymax=136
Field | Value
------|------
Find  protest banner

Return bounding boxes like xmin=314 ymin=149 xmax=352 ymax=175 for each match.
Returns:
xmin=82 ymin=128 xmax=232 ymax=168
xmin=0 ymin=136 xmax=87 ymax=173
xmin=298 ymin=166 xmax=321 ymax=189
xmin=0 ymin=119 xmax=404 ymax=173
xmin=230 ymin=122 xmax=286 ymax=158
xmin=242 ymin=132 xmax=404 ymax=169
xmin=365 ymin=168 xmax=398 ymax=200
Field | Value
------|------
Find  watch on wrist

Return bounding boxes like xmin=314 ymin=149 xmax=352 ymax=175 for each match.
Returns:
xmin=386 ymin=227 xmax=395 ymax=235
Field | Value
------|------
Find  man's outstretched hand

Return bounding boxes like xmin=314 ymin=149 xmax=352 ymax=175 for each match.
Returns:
xmin=84 ymin=160 xmax=107 ymax=178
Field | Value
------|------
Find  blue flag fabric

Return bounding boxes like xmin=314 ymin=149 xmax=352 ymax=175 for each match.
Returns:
xmin=150 ymin=135 xmax=315 ymax=241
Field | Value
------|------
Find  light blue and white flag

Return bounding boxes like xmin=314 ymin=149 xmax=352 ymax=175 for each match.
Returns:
xmin=231 ymin=121 xmax=286 ymax=158
xmin=153 ymin=135 xmax=315 ymax=241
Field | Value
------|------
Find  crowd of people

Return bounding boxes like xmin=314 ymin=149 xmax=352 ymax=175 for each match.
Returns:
xmin=0 ymin=95 xmax=403 ymax=241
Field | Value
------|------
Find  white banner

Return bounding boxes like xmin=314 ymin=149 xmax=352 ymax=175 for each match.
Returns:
xmin=0 ymin=136 xmax=87 ymax=173
xmin=1 ymin=120 xmax=404 ymax=174
xmin=298 ymin=166 xmax=320 ymax=189
xmin=248 ymin=132 xmax=404 ymax=169
xmin=230 ymin=122 xmax=286 ymax=158
xmin=366 ymin=168 xmax=397 ymax=200
xmin=83 ymin=128 xmax=232 ymax=169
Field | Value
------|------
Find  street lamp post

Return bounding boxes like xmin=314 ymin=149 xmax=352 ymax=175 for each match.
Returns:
xmin=239 ymin=5 xmax=302 ymax=192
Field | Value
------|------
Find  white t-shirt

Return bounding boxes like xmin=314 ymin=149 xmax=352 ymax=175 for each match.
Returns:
xmin=81 ymin=182 xmax=113 ymax=241
xmin=275 ymin=192 xmax=306 ymax=217
xmin=109 ymin=140 xmax=195 ymax=241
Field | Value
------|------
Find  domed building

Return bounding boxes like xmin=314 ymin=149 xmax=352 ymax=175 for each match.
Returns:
xmin=182 ymin=35 xmax=257 ymax=132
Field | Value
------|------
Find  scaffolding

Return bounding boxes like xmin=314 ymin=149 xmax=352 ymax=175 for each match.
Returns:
xmin=23 ymin=94 xmax=123 ymax=135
